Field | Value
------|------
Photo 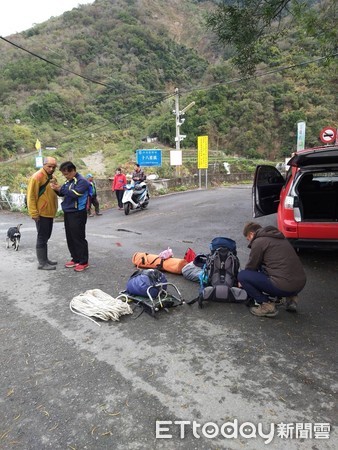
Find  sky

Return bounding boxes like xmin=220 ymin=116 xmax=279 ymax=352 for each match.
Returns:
xmin=0 ymin=0 xmax=94 ymax=37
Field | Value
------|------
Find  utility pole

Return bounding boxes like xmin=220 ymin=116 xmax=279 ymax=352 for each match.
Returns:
xmin=172 ymin=88 xmax=195 ymax=176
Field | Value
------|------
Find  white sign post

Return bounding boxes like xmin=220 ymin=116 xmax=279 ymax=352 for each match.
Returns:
xmin=170 ymin=150 xmax=182 ymax=166
xmin=297 ymin=121 xmax=306 ymax=151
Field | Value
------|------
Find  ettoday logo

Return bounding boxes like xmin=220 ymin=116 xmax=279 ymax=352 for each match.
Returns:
xmin=155 ymin=420 xmax=331 ymax=444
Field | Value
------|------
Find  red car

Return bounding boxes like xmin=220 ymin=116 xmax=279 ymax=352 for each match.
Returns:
xmin=253 ymin=144 xmax=338 ymax=249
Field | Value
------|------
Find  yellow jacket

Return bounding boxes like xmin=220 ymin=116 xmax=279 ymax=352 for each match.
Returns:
xmin=27 ymin=168 xmax=58 ymax=218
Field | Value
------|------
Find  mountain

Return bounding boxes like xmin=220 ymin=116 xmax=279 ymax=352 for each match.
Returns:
xmin=0 ymin=0 xmax=337 ymax=185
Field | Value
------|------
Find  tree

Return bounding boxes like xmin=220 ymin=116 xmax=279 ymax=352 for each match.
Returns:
xmin=206 ymin=0 xmax=337 ymax=74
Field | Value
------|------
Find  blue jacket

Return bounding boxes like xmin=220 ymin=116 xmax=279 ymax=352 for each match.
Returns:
xmin=88 ymin=181 xmax=97 ymax=197
xmin=59 ymin=173 xmax=90 ymax=212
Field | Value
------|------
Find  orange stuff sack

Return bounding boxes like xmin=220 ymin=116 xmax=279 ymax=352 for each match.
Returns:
xmin=132 ymin=253 xmax=162 ymax=269
xmin=162 ymin=257 xmax=188 ymax=274
xmin=132 ymin=252 xmax=188 ymax=274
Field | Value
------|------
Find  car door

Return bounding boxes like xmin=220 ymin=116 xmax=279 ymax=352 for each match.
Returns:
xmin=252 ymin=165 xmax=285 ymax=217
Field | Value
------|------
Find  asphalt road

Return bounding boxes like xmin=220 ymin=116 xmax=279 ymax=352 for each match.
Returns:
xmin=1 ymin=186 xmax=337 ymax=450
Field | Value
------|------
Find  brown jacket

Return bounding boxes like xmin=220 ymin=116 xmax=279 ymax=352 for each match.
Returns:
xmin=246 ymin=226 xmax=306 ymax=292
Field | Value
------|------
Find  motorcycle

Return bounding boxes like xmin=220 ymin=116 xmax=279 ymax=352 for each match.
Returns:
xmin=122 ymin=181 xmax=150 ymax=215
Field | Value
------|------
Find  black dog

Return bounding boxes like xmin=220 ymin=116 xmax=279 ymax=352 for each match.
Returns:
xmin=6 ymin=224 xmax=22 ymax=251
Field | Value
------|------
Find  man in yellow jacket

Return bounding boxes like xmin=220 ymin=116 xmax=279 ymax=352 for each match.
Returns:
xmin=27 ymin=157 xmax=58 ymax=270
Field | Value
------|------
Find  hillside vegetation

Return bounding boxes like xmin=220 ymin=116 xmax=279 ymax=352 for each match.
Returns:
xmin=0 ymin=0 xmax=337 ymax=188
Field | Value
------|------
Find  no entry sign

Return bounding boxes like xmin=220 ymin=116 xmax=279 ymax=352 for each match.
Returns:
xmin=319 ymin=126 xmax=337 ymax=144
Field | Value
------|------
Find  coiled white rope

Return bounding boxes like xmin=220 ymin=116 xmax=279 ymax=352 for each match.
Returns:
xmin=70 ymin=289 xmax=133 ymax=326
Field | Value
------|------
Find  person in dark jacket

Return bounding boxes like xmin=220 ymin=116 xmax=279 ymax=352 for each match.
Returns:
xmin=132 ymin=164 xmax=146 ymax=183
xmin=50 ymin=161 xmax=90 ymax=272
xmin=238 ymin=222 xmax=306 ymax=318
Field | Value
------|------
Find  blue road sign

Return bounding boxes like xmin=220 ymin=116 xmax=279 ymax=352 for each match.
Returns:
xmin=136 ymin=149 xmax=162 ymax=167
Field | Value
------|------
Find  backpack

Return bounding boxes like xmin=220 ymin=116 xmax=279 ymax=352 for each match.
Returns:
xmin=187 ymin=238 xmax=247 ymax=307
xmin=200 ymin=246 xmax=239 ymax=289
xmin=209 ymin=237 xmax=237 ymax=254
xmin=126 ymin=269 xmax=167 ymax=298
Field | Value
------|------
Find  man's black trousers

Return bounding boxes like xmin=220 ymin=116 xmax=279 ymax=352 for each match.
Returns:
xmin=64 ymin=210 xmax=88 ymax=264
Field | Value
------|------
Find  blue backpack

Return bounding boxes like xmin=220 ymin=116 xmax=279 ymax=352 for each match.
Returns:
xmin=126 ymin=269 xmax=167 ymax=298
xmin=209 ymin=237 xmax=237 ymax=254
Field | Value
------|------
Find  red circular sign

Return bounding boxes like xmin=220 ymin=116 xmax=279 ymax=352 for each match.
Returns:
xmin=319 ymin=126 xmax=337 ymax=144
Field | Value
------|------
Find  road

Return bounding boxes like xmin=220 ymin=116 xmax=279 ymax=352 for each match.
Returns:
xmin=0 ymin=186 xmax=337 ymax=449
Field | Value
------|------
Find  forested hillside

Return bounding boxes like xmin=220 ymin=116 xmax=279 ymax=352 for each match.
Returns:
xmin=0 ymin=0 xmax=337 ymax=186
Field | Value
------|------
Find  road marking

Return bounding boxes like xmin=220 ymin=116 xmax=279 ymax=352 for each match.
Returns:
xmin=87 ymin=232 xmax=119 ymax=239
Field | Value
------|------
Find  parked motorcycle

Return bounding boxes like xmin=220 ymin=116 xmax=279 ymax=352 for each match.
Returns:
xmin=122 ymin=181 xmax=150 ymax=215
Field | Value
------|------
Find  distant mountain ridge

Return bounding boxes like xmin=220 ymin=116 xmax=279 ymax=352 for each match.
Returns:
xmin=0 ymin=0 xmax=336 ymax=179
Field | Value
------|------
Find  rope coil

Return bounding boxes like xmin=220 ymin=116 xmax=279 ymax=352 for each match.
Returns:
xmin=70 ymin=289 xmax=133 ymax=326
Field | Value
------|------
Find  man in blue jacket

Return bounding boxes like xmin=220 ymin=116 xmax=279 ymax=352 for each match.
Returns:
xmin=51 ymin=161 xmax=90 ymax=272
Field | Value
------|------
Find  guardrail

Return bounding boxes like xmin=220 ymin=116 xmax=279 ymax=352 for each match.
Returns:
xmin=1 ymin=173 xmax=253 ymax=211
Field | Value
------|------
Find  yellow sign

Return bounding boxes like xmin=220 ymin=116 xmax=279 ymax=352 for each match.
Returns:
xmin=197 ymin=135 xmax=208 ymax=169
xmin=35 ymin=139 xmax=41 ymax=150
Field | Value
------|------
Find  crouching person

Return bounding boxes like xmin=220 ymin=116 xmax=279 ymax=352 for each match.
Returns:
xmin=238 ymin=222 xmax=306 ymax=318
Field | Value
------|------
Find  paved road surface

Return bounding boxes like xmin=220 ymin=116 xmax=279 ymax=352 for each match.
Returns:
xmin=0 ymin=186 xmax=337 ymax=449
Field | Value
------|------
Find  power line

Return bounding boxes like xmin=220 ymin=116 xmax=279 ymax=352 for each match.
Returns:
xmin=2 ymin=35 xmax=336 ymax=98
xmin=36 ymin=51 xmax=338 ymax=141
xmin=61 ymin=92 xmax=175 ymax=142
xmin=80 ymin=53 xmax=337 ymax=140
xmin=0 ymin=36 xmax=168 ymax=95
xmin=180 ymin=53 xmax=338 ymax=94
xmin=1 ymin=35 xmax=336 ymax=143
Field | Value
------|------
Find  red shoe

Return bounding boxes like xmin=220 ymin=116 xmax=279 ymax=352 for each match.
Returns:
xmin=74 ymin=263 xmax=89 ymax=272
xmin=65 ymin=260 xmax=78 ymax=268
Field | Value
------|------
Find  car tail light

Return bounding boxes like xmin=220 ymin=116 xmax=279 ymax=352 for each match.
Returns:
xmin=293 ymin=208 xmax=301 ymax=222
xmin=284 ymin=195 xmax=294 ymax=209
xmin=284 ymin=195 xmax=301 ymax=221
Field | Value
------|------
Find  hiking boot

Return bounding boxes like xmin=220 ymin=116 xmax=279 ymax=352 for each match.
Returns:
xmin=38 ymin=263 xmax=56 ymax=271
xmin=268 ymin=296 xmax=284 ymax=306
xmin=96 ymin=212 xmax=102 ymax=216
xmin=47 ymin=259 xmax=58 ymax=266
xmin=65 ymin=260 xmax=78 ymax=268
xmin=250 ymin=302 xmax=278 ymax=318
xmin=285 ymin=295 xmax=298 ymax=312
xmin=88 ymin=213 xmax=94 ymax=217
xmin=74 ymin=263 xmax=89 ymax=272
xmin=36 ymin=247 xmax=56 ymax=270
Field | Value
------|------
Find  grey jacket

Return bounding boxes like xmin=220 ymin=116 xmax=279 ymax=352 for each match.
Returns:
xmin=246 ymin=226 xmax=306 ymax=292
